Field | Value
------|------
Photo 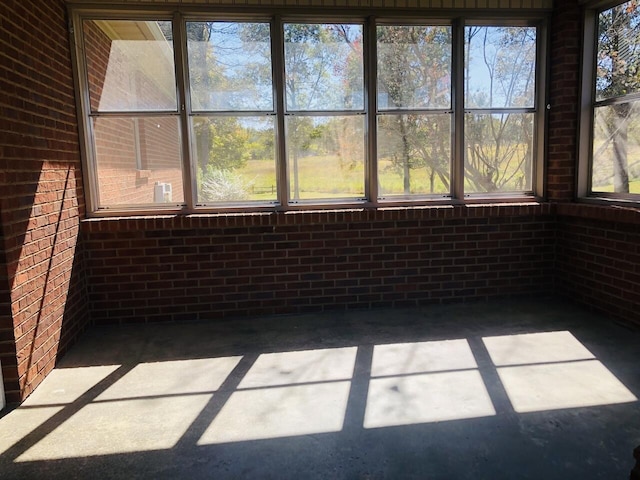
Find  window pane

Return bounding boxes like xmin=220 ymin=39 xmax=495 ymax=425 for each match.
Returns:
xmin=465 ymin=26 xmax=536 ymax=109
xmin=592 ymin=102 xmax=640 ymax=193
xmin=192 ymin=117 xmax=276 ymax=203
xmin=596 ymin=3 xmax=640 ymax=101
xmin=464 ymin=113 xmax=534 ymax=194
xmin=377 ymin=26 xmax=451 ymax=110
xmin=284 ymin=24 xmax=364 ymax=111
xmin=377 ymin=114 xmax=451 ymax=196
xmin=187 ymin=22 xmax=273 ymax=111
xmin=93 ymin=116 xmax=184 ymax=206
xmin=286 ymin=116 xmax=365 ymax=200
xmin=83 ymin=20 xmax=177 ymax=112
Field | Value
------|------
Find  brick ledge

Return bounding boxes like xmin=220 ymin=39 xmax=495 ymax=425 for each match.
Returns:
xmin=556 ymin=202 xmax=640 ymax=225
xmin=80 ymin=203 xmax=555 ymax=232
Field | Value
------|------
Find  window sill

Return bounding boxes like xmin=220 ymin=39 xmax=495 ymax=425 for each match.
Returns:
xmin=557 ymin=198 xmax=640 ymax=225
xmin=81 ymin=201 xmax=555 ymax=233
xmin=88 ymin=194 xmax=544 ymax=219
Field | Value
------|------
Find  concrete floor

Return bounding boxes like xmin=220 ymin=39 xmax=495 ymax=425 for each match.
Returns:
xmin=1 ymin=298 xmax=639 ymax=479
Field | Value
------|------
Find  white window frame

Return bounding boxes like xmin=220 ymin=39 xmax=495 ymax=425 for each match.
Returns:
xmin=69 ymin=8 xmax=548 ymax=216
xmin=579 ymin=0 xmax=640 ymax=205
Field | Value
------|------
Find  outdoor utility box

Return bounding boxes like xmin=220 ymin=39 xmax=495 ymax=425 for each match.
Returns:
xmin=153 ymin=182 xmax=172 ymax=203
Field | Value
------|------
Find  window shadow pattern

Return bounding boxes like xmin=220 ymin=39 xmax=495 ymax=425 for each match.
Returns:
xmin=0 ymin=301 xmax=639 ymax=479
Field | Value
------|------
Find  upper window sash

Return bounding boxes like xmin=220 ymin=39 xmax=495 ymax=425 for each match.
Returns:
xmin=83 ymin=19 xmax=179 ymax=114
xmin=595 ymin=2 xmax=640 ymax=102
xmin=283 ymin=22 xmax=365 ymax=113
xmin=581 ymin=1 xmax=640 ymax=200
xmin=186 ymin=21 xmax=275 ymax=113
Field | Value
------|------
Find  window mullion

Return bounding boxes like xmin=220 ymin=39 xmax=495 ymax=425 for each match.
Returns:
xmin=452 ymin=18 xmax=465 ymax=201
xmin=367 ymin=16 xmax=378 ymax=204
xmin=272 ymin=16 xmax=289 ymax=209
xmin=534 ymin=21 xmax=548 ymax=198
xmin=173 ymin=12 xmax=195 ymax=212
xmin=72 ymin=12 xmax=100 ymax=213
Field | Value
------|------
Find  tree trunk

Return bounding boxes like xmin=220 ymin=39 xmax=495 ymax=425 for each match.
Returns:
xmin=612 ymin=103 xmax=630 ymax=193
xmin=292 ymin=150 xmax=300 ymax=200
xmin=609 ymin=8 xmax=630 ymax=194
xmin=399 ymin=117 xmax=411 ymax=194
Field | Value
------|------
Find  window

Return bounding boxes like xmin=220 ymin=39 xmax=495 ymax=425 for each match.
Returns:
xmin=464 ymin=26 xmax=537 ymax=195
xmin=581 ymin=1 xmax=640 ymax=201
xmin=187 ymin=21 xmax=276 ymax=204
xmin=81 ymin=19 xmax=185 ymax=207
xmin=284 ymin=23 xmax=365 ymax=202
xmin=376 ymin=25 xmax=452 ymax=198
xmin=72 ymin=11 xmax=546 ymax=214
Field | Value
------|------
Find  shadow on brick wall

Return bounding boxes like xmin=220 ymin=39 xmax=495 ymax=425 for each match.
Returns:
xmin=1 ymin=163 xmax=89 ymax=404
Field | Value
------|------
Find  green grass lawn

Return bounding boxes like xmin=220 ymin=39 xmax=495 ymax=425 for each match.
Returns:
xmin=591 ymin=179 xmax=640 ymax=194
xmin=236 ymin=155 xmax=451 ymax=201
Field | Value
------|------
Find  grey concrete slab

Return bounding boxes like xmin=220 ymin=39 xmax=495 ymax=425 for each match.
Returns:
xmin=0 ymin=298 xmax=639 ymax=479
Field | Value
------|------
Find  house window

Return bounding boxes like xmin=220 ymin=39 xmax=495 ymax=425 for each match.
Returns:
xmin=71 ymin=11 xmax=546 ymax=214
xmin=581 ymin=1 xmax=640 ymax=201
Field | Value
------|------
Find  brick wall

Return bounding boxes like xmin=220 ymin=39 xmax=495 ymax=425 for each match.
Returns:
xmin=81 ymin=204 xmax=556 ymax=324
xmin=0 ymin=0 xmax=89 ymax=403
xmin=93 ymin=116 xmax=184 ymax=205
xmin=545 ymin=0 xmax=640 ymax=329
xmin=2 ymin=0 xmax=640 ymax=407
xmin=546 ymin=0 xmax=581 ymax=202
xmin=0 ymin=218 xmax=19 ymax=403
xmin=556 ymin=204 xmax=640 ymax=328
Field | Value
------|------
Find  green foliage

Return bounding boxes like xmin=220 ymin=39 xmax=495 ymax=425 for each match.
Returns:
xmin=597 ymin=2 xmax=640 ymax=99
xmin=594 ymin=3 xmax=640 ymax=193
xmin=463 ymin=27 xmax=536 ymax=193
xmin=192 ymin=117 xmax=253 ymax=171
xmin=376 ymin=26 xmax=452 ymax=194
xmin=188 ymin=22 xmax=539 ymax=198
xmin=377 ymin=25 xmax=451 ymax=109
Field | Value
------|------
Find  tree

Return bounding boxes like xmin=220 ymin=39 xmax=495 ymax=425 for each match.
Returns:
xmin=376 ymin=25 xmax=451 ymax=194
xmin=188 ymin=22 xmax=273 ymax=202
xmin=284 ymin=24 xmax=363 ymax=199
xmin=464 ymin=26 xmax=536 ymax=193
xmin=595 ymin=2 xmax=640 ymax=193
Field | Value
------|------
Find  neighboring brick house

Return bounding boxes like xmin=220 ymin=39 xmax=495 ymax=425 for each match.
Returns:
xmin=84 ymin=19 xmax=184 ymax=206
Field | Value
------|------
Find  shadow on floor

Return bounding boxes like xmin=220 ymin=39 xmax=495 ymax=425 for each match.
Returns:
xmin=1 ymin=298 xmax=639 ymax=479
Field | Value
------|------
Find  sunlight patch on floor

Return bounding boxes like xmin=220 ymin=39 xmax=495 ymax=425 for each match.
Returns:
xmin=23 ymin=365 xmax=121 ymax=406
xmin=15 ymin=358 xmax=241 ymax=461
xmin=198 ymin=382 xmax=352 ymax=444
xmin=96 ymin=357 xmax=242 ymax=400
xmin=198 ymin=347 xmax=357 ymax=444
xmin=238 ymin=347 xmax=357 ymax=388
xmin=0 ymin=365 xmax=119 ymax=456
xmin=0 ymin=407 xmax=63 ymax=456
xmin=5 ymin=331 xmax=637 ymax=457
xmin=483 ymin=331 xmax=637 ymax=412
xmin=370 ymin=340 xmax=478 ymax=376
xmin=365 ymin=340 xmax=495 ymax=428
xmin=482 ymin=331 xmax=595 ymax=366
xmin=364 ymin=370 xmax=496 ymax=428
xmin=16 ymin=394 xmax=212 ymax=461
xmin=497 ymin=360 xmax=637 ymax=413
